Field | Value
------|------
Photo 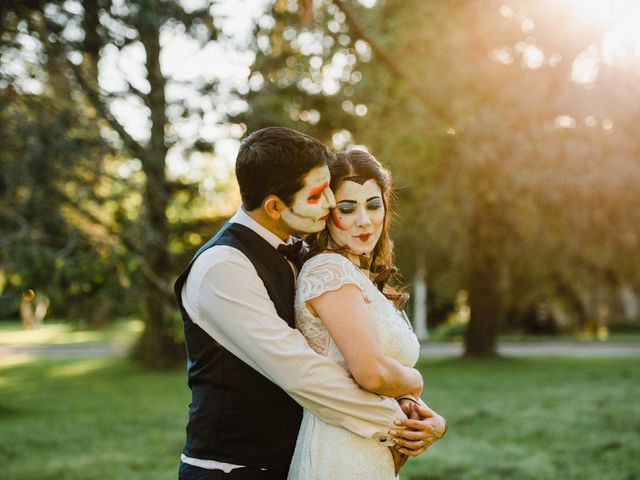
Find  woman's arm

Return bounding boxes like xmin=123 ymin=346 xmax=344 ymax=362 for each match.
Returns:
xmin=307 ymin=283 xmax=423 ymax=398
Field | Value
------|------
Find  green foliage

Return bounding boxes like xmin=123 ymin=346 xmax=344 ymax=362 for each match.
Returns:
xmin=1 ymin=1 xmax=235 ymax=358
xmin=0 ymin=88 xmax=138 ymax=322
xmin=238 ymin=0 xmax=640 ymax=351
xmin=3 ymin=0 xmax=640 ymax=357
xmin=233 ymin=0 xmax=363 ymax=141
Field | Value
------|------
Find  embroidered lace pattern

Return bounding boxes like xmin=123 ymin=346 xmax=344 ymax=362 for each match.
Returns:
xmin=289 ymin=253 xmax=420 ymax=479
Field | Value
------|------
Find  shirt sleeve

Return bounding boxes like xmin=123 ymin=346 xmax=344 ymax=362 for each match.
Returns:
xmin=183 ymin=246 xmax=404 ymax=443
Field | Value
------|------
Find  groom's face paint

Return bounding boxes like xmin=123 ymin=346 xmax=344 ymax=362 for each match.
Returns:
xmin=281 ymin=165 xmax=336 ymax=234
xmin=328 ymin=179 xmax=385 ymax=256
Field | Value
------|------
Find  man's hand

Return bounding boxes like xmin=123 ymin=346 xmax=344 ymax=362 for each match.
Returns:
xmin=391 ymin=400 xmax=447 ymax=456
xmin=388 ymin=447 xmax=408 ymax=475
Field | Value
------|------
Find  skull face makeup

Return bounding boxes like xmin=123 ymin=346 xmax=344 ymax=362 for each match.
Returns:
xmin=281 ymin=165 xmax=336 ymax=234
xmin=328 ymin=179 xmax=385 ymax=257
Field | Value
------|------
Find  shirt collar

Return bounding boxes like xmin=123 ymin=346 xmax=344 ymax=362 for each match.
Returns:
xmin=229 ymin=207 xmax=293 ymax=249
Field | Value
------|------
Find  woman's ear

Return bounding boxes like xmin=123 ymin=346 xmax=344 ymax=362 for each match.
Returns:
xmin=263 ymin=195 xmax=285 ymax=220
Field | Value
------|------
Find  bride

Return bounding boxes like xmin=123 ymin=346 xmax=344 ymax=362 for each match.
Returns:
xmin=288 ymin=150 xmax=444 ymax=479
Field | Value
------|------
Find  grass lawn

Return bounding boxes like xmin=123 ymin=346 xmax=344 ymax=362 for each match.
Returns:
xmin=0 ymin=319 xmax=143 ymax=349
xmin=404 ymin=356 xmax=640 ymax=480
xmin=0 ymin=344 xmax=638 ymax=478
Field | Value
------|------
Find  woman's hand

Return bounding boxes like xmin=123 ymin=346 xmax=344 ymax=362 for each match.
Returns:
xmin=391 ymin=401 xmax=447 ymax=456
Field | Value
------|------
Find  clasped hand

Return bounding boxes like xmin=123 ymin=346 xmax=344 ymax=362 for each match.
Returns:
xmin=388 ymin=399 xmax=447 ymax=474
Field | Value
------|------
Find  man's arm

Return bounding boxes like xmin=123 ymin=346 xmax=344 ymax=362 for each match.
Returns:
xmin=185 ymin=247 xmax=405 ymax=442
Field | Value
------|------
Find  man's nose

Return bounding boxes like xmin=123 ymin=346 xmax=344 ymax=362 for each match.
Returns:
xmin=322 ymin=188 xmax=336 ymax=209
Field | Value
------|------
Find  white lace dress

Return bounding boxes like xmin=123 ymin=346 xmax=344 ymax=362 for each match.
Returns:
xmin=288 ymin=253 xmax=420 ymax=480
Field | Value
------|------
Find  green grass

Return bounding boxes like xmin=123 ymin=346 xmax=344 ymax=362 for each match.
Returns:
xmin=1 ymin=353 xmax=639 ymax=478
xmin=0 ymin=319 xmax=143 ymax=349
xmin=0 ymin=357 xmax=189 ymax=479
xmin=404 ymin=356 xmax=640 ymax=480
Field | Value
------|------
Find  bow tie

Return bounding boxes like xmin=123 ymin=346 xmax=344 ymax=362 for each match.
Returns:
xmin=277 ymin=240 xmax=307 ymax=270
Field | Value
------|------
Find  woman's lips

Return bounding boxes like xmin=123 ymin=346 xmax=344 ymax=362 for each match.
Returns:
xmin=357 ymin=234 xmax=371 ymax=242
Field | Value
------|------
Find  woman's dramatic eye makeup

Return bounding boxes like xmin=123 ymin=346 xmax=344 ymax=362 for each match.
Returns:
xmin=335 ymin=197 xmax=383 ymax=214
xmin=337 ymin=201 xmax=356 ymax=214
xmin=366 ymin=198 xmax=383 ymax=210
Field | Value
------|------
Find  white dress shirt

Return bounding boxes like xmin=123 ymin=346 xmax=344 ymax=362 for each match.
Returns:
xmin=180 ymin=208 xmax=403 ymax=471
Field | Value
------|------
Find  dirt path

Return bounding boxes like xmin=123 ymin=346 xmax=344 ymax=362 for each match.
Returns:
xmin=421 ymin=341 xmax=640 ymax=357
xmin=2 ymin=340 xmax=640 ymax=358
xmin=0 ymin=343 xmax=129 ymax=358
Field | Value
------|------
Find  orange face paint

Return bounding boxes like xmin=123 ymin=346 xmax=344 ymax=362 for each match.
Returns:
xmin=306 ymin=181 xmax=329 ymax=204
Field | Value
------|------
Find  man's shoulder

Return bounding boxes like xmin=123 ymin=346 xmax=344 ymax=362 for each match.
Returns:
xmin=191 ymin=244 xmax=252 ymax=274
xmin=183 ymin=244 xmax=259 ymax=297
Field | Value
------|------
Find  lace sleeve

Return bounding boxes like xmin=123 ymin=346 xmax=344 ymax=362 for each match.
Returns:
xmin=297 ymin=253 xmax=369 ymax=306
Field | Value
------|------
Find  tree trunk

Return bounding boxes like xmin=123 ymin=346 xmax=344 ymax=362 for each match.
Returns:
xmin=464 ymin=198 xmax=503 ymax=357
xmin=132 ymin=10 xmax=183 ymax=366
xmin=465 ymin=248 xmax=501 ymax=357
xmin=412 ymin=253 xmax=428 ymax=341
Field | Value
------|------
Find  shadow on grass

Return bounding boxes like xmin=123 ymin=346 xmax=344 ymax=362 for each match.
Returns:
xmin=0 ymin=400 xmax=22 ymax=416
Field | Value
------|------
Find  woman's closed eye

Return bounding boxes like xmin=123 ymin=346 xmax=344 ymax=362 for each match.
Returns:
xmin=337 ymin=203 xmax=356 ymax=214
xmin=367 ymin=198 xmax=383 ymax=210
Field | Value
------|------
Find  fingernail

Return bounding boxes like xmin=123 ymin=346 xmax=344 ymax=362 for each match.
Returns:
xmin=390 ymin=430 xmax=397 ymax=436
xmin=394 ymin=420 xmax=402 ymax=425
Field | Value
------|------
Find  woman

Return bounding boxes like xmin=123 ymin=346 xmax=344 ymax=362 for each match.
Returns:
xmin=288 ymin=150 xmax=437 ymax=479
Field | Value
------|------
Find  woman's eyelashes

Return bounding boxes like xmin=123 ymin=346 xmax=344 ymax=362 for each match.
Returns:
xmin=337 ymin=203 xmax=356 ymax=214
xmin=336 ymin=197 xmax=383 ymax=214
xmin=367 ymin=198 xmax=383 ymax=210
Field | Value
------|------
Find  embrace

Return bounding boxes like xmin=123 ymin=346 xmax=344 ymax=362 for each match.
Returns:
xmin=175 ymin=127 xmax=447 ymax=480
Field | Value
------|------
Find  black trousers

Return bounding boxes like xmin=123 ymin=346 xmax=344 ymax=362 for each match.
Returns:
xmin=178 ymin=462 xmax=287 ymax=480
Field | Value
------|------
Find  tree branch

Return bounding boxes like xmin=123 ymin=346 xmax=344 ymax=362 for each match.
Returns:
xmin=58 ymin=189 xmax=175 ymax=303
xmin=67 ymin=60 xmax=150 ymax=163
xmin=124 ymin=77 xmax=149 ymax=100
xmin=332 ymin=0 xmax=447 ymax=123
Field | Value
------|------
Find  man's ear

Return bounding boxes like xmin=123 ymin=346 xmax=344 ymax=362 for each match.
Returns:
xmin=263 ymin=195 xmax=286 ymax=220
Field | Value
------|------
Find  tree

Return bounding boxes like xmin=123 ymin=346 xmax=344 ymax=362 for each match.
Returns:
xmin=1 ymin=0 xmax=233 ymax=365
xmin=0 ymin=85 xmax=132 ymax=325
xmin=238 ymin=0 xmax=640 ymax=356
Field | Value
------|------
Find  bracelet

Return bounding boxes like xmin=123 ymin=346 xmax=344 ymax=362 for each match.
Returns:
xmin=397 ymin=395 xmax=421 ymax=405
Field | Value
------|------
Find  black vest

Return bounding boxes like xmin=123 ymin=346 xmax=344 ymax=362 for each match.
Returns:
xmin=174 ymin=223 xmax=303 ymax=472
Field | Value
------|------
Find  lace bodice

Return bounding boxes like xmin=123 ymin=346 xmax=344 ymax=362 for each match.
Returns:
xmin=289 ymin=252 xmax=420 ymax=479
xmin=295 ymin=252 xmax=419 ymax=370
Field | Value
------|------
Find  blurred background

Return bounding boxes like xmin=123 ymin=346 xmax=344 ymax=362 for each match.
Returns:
xmin=1 ymin=1 xmax=639 ymax=478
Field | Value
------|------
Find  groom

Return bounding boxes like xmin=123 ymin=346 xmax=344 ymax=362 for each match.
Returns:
xmin=175 ymin=127 xmax=445 ymax=479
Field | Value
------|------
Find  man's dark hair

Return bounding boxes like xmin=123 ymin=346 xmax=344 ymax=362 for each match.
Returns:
xmin=235 ymin=127 xmax=334 ymax=210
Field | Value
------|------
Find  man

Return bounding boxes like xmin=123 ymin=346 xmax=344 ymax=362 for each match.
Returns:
xmin=175 ymin=127 xmax=445 ymax=479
